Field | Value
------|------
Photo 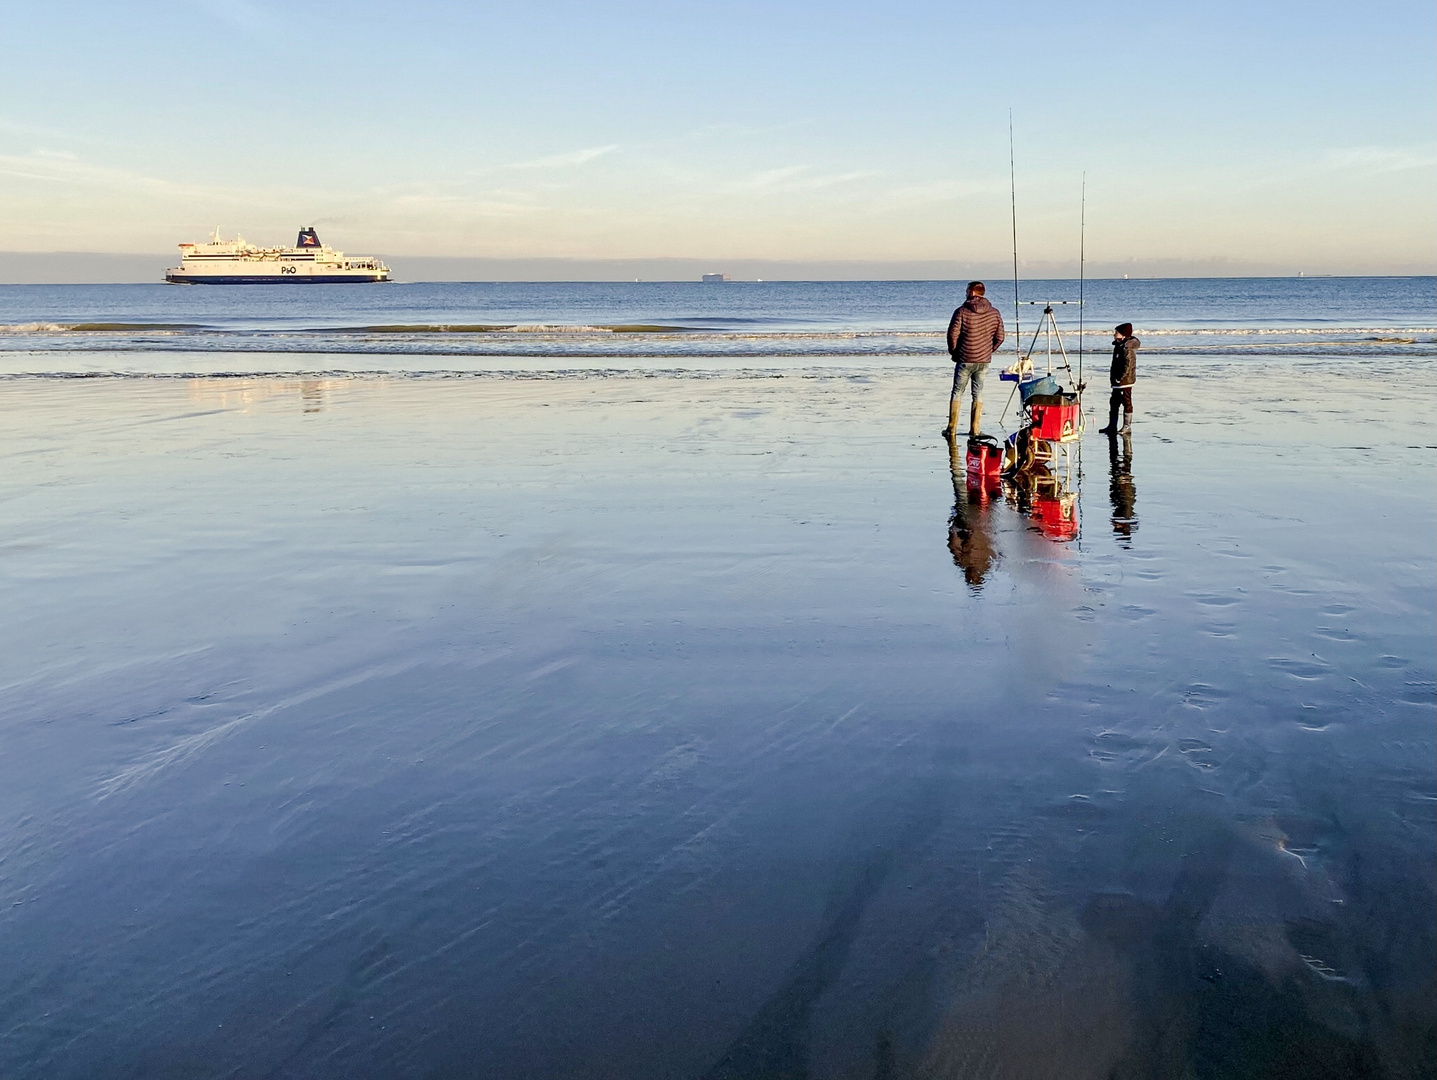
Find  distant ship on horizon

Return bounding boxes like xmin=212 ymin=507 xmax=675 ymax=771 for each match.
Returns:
xmin=164 ymin=227 xmax=390 ymax=284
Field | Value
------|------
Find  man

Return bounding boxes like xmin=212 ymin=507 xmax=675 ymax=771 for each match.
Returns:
xmin=944 ymin=281 xmax=1006 ymax=440
xmin=1099 ymin=322 xmax=1139 ymax=434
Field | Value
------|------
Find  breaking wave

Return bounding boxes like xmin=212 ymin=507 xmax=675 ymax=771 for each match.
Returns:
xmin=0 ymin=324 xmax=1431 ymax=365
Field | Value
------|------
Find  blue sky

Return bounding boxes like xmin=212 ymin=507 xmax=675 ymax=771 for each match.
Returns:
xmin=1 ymin=0 xmax=1433 ymax=272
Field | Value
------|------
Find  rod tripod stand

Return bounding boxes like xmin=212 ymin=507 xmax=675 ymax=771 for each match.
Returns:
xmin=997 ymin=300 xmax=1087 ymax=487
xmin=1020 ymin=300 xmax=1083 ymax=384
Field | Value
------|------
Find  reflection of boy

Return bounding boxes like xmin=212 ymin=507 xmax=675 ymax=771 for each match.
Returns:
xmin=1099 ymin=322 xmax=1139 ymax=434
xmin=1108 ymin=430 xmax=1136 ymax=542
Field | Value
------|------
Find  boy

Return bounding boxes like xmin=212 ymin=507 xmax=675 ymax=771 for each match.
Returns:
xmin=1099 ymin=322 xmax=1139 ymax=434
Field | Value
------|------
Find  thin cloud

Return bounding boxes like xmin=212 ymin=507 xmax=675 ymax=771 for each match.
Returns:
xmin=0 ymin=150 xmax=304 ymax=204
xmin=387 ymin=191 xmax=543 ymax=218
xmin=716 ymin=166 xmax=880 ymax=195
xmin=0 ymin=152 xmax=180 ymax=194
xmin=1320 ymin=146 xmax=1437 ymax=176
xmin=870 ymin=178 xmax=1007 ymax=209
xmin=720 ymin=166 xmax=806 ymax=193
xmin=509 ymin=145 xmax=619 ymax=170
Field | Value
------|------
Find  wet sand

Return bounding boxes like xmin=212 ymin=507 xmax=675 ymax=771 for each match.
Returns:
xmin=0 ymin=358 xmax=1433 ymax=1078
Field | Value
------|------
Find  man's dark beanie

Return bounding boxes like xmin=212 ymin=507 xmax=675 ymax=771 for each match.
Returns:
xmin=1115 ymin=322 xmax=1133 ymax=336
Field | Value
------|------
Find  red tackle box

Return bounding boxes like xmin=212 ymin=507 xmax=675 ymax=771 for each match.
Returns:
xmin=1028 ymin=401 xmax=1081 ymax=442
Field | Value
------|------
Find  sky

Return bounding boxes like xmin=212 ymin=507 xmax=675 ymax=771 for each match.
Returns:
xmin=1 ymin=0 xmax=1434 ymax=275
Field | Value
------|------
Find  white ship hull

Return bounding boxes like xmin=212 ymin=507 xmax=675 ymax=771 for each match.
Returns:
xmin=165 ymin=227 xmax=390 ymax=284
xmin=166 ymin=263 xmax=389 ymax=284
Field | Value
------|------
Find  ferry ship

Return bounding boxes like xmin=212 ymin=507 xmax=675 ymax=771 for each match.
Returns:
xmin=164 ymin=227 xmax=390 ymax=284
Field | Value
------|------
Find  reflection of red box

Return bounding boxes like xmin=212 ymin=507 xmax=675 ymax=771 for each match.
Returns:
xmin=1031 ymin=495 xmax=1078 ymax=540
xmin=1029 ymin=402 xmax=1080 ymax=441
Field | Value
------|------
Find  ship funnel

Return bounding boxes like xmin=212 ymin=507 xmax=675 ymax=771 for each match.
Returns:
xmin=296 ymin=227 xmax=321 ymax=248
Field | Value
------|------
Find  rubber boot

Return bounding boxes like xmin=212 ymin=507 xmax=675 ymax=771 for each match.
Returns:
xmin=1120 ymin=408 xmax=1132 ymax=433
xmin=943 ymin=397 xmax=960 ymax=440
xmin=1098 ymin=397 xmax=1119 ymax=434
xmin=970 ymin=400 xmax=982 ymax=438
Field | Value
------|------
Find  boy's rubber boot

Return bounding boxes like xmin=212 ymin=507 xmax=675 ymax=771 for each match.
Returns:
xmin=1120 ymin=408 xmax=1133 ymax=433
xmin=1099 ymin=397 xmax=1119 ymax=434
xmin=970 ymin=400 xmax=982 ymax=438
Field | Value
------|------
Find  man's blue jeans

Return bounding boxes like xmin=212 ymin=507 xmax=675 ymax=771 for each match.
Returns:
xmin=950 ymin=362 xmax=986 ymax=407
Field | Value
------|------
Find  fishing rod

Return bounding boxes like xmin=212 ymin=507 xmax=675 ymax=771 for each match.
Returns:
xmin=1009 ymin=111 xmax=1020 ymax=361
xmin=1075 ymin=174 xmax=1087 ymax=516
xmin=997 ymin=112 xmax=1022 ymax=429
xmin=1079 ymin=173 xmax=1085 ymax=391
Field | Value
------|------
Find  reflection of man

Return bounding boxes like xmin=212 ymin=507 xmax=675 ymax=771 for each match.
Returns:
xmin=1108 ymin=432 xmax=1136 ymax=543
xmin=944 ymin=281 xmax=1006 ymax=440
xmin=947 ymin=440 xmax=999 ymax=587
xmin=1099 ymin=322 xmax=1139 ymax=434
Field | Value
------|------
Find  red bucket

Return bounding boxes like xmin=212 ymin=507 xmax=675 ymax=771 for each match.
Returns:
xmin=966 ymin=438 xmax=1002 ymax=487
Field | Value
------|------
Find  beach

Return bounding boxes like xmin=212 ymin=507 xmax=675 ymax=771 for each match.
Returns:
xmin=1 ymin=330 xmax=1433 ymax=1077
xmin=8 ymin=0 xmax=1435 ymax=1065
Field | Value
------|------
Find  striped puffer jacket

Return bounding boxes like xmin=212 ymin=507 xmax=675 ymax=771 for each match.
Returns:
xmin=946 ymin=297 xmax=1006 ymax=364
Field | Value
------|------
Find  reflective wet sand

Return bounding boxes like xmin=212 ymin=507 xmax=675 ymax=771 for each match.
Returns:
xmin=1 ymin=358 xmax=1432 ymax=1078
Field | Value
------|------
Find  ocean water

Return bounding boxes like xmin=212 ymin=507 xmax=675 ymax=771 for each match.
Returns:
xmin=0 ymin=276 xmax=1432 ymax=372
xmin=0 ymin=279 xmax=1433 ymax=1078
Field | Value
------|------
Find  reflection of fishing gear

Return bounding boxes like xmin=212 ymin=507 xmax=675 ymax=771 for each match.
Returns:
xmin=1002 ymin=458 xmax=1053 ymax=509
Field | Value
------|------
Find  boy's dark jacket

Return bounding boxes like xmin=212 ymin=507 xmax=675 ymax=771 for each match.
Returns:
xmin=1111 ymin=337 xmax=1139 ymax=386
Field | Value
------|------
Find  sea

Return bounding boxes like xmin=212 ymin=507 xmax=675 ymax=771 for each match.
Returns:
xmin=0 ymin=275 xmax=1432 ymax=373
xmin=1 ymin=277 xmax=1433 ymax=1079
